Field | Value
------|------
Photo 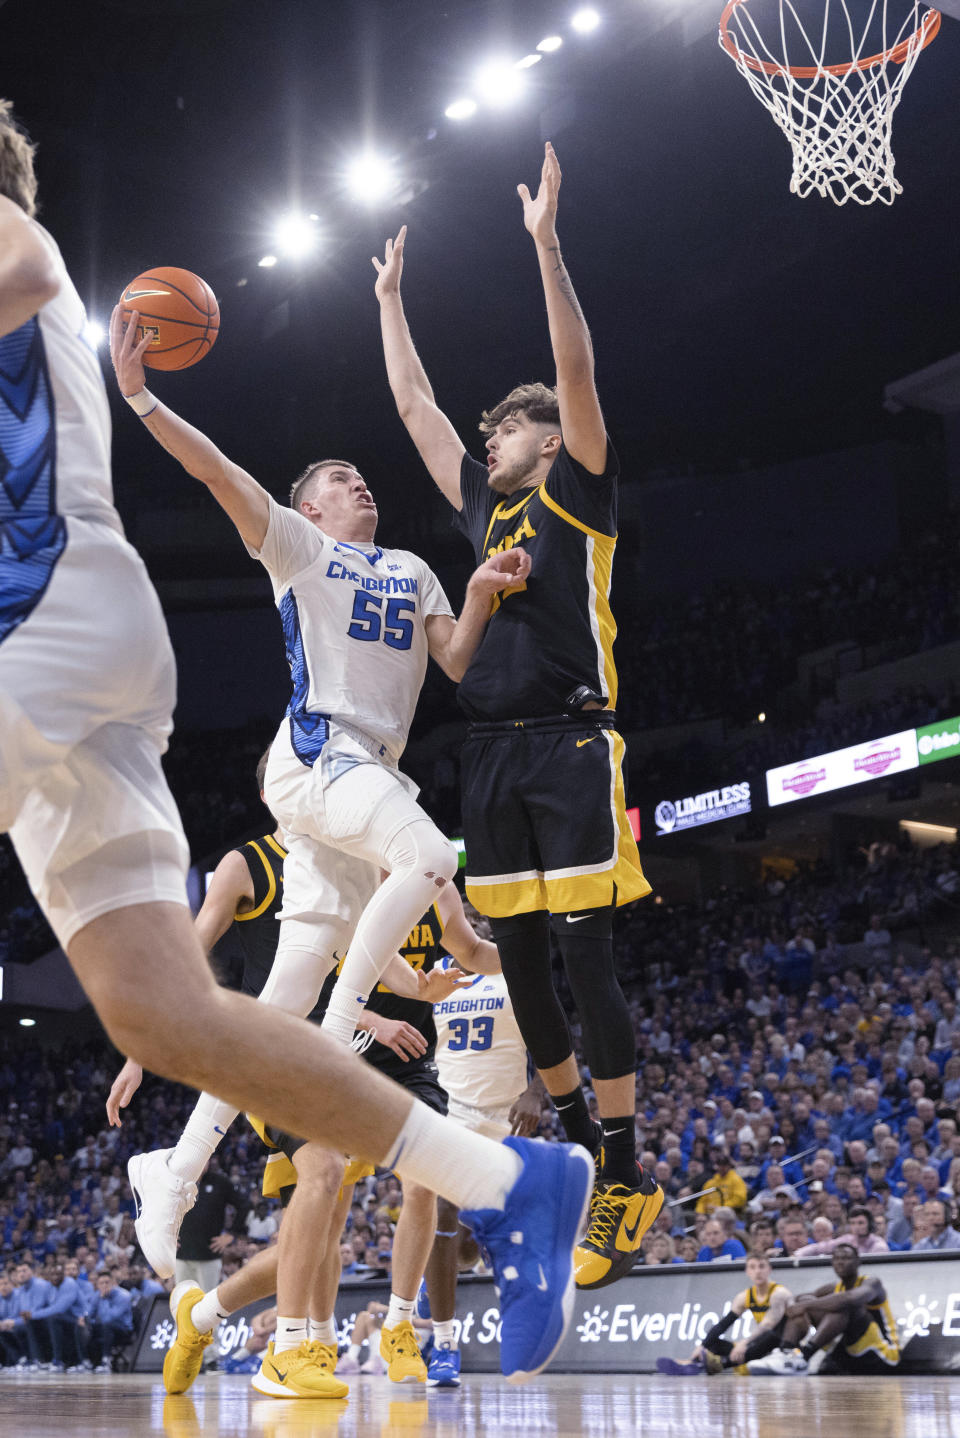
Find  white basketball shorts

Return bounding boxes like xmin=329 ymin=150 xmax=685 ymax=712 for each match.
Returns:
xmin=0 ymin=521 xmax=189 ymax=946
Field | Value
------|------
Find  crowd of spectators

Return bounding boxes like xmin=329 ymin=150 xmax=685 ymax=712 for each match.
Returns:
xmin=1 ymin=830 xmax=958 ymax=1367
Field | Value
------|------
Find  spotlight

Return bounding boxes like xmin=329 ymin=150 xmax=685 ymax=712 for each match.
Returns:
xmin=346 ymin=153 xmax=397 ymax=204
xmin=273 ymin=213 xmax=317 ymax=258
xmin=474 ymin=59 xmax=526 ymax=107
xmin=82 ymin=318 xmax=104 ymax=349
xmin=571 ymin=7 xmax=601 ymax=32
xmin=258 ymin=255 xmax=278 ymax=269
xmin=515 ymin=54 xmax=543 ymax=69
xmin=19 ymin=1017 xmax=36 ymax=1028
xmin=537 ymin=35 xmax=564 ymax=52
xmin=444 ymin=98 xmax=477 ymax=120
xmin=757 ymin=712 xmax=766 ymax=724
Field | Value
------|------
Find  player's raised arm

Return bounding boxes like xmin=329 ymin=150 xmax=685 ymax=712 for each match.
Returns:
xmin=518 ymin=143 xmax=607 ymax=476
xmin=109 ymin=304 xmax=270 ymax=549
xmin=0 ymin=195 xmax=59 ymax=337
xmin=373 ymin=226 xmax=466 ymax=509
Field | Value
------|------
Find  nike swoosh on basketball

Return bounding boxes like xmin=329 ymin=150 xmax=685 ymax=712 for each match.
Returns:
xmin=576 ymin=736 xmax=599 ymax=748
xmin=566 ymin=913 xmax=594 ymax=924
xmin=122 ymin=287 xmax=171 ymax=301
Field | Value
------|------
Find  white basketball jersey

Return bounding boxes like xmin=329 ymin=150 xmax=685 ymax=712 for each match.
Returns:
xmin=433 ymin=958 xmax=528 ymax=1113
xmin=32 ymin=224 xmax=119 ymax=531
xmin=250 ymin=499 xmax=453 ymax=766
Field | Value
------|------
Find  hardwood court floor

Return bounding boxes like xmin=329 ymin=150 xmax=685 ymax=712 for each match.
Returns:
xmin=0 ymin=1370 xmax=954 ymax=1437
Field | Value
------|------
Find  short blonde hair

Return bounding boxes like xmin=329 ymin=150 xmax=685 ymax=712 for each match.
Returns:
xmin=0 ymin=100 xmax=38 ymax=217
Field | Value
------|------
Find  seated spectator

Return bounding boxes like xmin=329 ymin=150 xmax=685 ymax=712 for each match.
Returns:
xmin=863 ymin=916 xmax=892 ymax=951
xmin=80 ymin=1270 xmax=133 ymax=1373
xmin=696 ymin=1217 xmax=747 ymax=1263
xmin=746 ymin=1217 xmax=778 ymax=1256
xmin=775 ymin=1213 xmax=810 ymax=1258
xmin=22 ymin=1260 xmax=85 ymax=1372
xmin=644 ymin=1233 xmax=683 ymax=1266
xmin=245 ymin=1200 xmax=279 ymax=1245
xmin=796 ymin=1206 xmax=888 ymax=1257
xmin=695 ymin=1149 xmax=748 ymax=1216
xmin=910 ymin=1200 xmax=960 ymax=1253
xmin=749 ymin=1165 xmax=800 ymax=1215
xmin=0 ymin=1269 xmax=24 ymax=1368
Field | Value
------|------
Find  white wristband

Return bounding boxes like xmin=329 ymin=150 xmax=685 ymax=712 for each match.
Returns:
xmin=123 ymin=388 xmax=158 ymax=418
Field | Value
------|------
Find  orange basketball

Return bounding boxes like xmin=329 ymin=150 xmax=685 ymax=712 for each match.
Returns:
xmin=118 ymin=266 xmax=219 ymax=371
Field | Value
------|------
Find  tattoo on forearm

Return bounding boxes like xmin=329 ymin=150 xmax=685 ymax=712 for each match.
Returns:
xmin=547 ymin=246 xmax=585 ymax=323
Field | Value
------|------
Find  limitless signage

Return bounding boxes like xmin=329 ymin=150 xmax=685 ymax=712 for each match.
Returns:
xmin=766 ymin=728 xmax=919 ymax=808
xmin=917 ymin=716 xmax=960 ymax=766
xmin=654 ymin=781 xmax=751 ymax=836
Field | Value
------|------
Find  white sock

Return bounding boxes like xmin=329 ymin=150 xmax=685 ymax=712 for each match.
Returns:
xmin=433 ymin=1320 xmax=457 ymax=1348
xmin=348 ymin=1342 xmax=363 ymax=1361
xmin=274 ymin=1316 xmax=309 ymax=1355
xmin=383 ymin=1102 xmax=522 ymax=1213
xmin=385 ymin=1294 xmax=416 ymax=1329
xmin=166 ymin=1093 xmax=239 ymax=1182
xmin=310 ymin=1317 xmax=337 ymax=1345
xmin=191 ymin=1287 xmax=231 ymax=1334
xmin=320 ymin=982 xmax=366 ymax=1045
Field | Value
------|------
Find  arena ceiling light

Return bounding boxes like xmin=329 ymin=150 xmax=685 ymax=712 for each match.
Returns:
xmin=19 ymin=1017 xmax=36 ymax=1028
xmin=474 ymin=58 xmax=527 ymax=107
xmin=571 ymin=7 xmax=601 ymax=32
xmin=274 ymin=213 xmax=318 ymax=259
xmin=345 ymin=153 xmax=398 ymax=205
xmin=516 ymin=53 xmax=543 ymax=68
xmin=537 ymin=35 xmax=564 ymax=52
xmin=258 ymin=254 xmax=278 ymax=269
xmin=444 ymin=97 xmax=478 ymax=120
xmin=82 ymin=318 xmax=105 ymax=349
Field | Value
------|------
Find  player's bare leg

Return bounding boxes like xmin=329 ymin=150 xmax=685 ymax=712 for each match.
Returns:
xmin=69 ymin=900 xmax=593 ymax=1383
xmin=379 ymin=1180 xmax=437 ymax=1383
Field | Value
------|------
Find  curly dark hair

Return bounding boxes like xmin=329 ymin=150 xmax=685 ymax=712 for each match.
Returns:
xmin=478 ymin=382 xmax=560 ymax=436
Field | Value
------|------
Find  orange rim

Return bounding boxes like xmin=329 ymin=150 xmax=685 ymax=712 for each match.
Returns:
xmin=719 ymin=1 xmax=940 ymax=78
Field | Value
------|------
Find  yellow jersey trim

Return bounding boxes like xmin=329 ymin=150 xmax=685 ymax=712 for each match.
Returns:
xmin=539 ymin=483 xmax=617 ymax=543
xmin=263 ymin=833 xmax=288 ymax=861
xmin=234 ymin=839 xmax=277 ymax=922
xmin=481 ymin=486 xmax=542 ymax=555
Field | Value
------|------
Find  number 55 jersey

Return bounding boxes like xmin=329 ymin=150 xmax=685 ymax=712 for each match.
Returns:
xmin=246 ymin=497 xmax=453 ymax=768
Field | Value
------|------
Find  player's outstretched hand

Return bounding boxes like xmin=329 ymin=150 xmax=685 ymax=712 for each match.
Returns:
xmin=468 ymin=545 xmax=532 ymax=601
xmin=517 ymin=142 xmax=560 ymax=244
xmin=109 ymin=303 xmax=153 ymax=398
xmin=106 ymin=1058 xmax=143 ymax=1127
xmin=417 ymin=965 xmax=475 ymax=1004
xmin=369 ymin=1016 xmax=429 ymax=1063
xmin=508 ymin=1089 xmax=543 ymax=1137
xmin=372 ymin=226 xmax=407 ymax=301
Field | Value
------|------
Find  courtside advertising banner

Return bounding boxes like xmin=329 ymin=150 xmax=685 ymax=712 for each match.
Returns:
xmin=765 ymin=728 xmax=919 ymax=808
xmin=916 ymin=715 xmax=960 ymax=766
xmin=135 ymin=1253 xmax=960 ymax=1374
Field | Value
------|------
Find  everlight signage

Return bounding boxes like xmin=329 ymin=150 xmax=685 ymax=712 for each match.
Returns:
xmin=766 ymin=728 xmax=919 ymax=808
xmin=917 ymin=716 xmax=960 ymax=766
xmin=654 ymin=782 xmax=751 ymax=836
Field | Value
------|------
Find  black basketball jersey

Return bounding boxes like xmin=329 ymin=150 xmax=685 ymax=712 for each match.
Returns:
xmin=455 ymin=442 xmax=619 ymax=721
xmin=232 ymin=833 xmax=287 ymax=998
xmin=317 ymin=902 xmax=446 ymax=1078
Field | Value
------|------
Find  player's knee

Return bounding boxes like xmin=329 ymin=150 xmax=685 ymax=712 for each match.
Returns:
xmin=387 ymin=820 xmax=457 ymax=885
xmin=400 ymin=1179 xmax=436 ymax=1213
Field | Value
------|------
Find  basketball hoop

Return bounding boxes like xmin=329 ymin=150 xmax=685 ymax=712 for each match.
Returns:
xmin=719 ymin=1 xmax=941 ymax=204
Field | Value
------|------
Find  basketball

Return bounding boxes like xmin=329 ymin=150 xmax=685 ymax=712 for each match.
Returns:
xmin=118 ymin=266 xmax=219 ymax=370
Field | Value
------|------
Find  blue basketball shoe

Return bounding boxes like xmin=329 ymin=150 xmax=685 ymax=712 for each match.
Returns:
xmin=415 ymin=1278 xmax=431 ymax=1321
xmin=426 ymin=1342 xmax=461 ymax=1387
xmin=461 ymin=1136 xmax=593 ymax=1385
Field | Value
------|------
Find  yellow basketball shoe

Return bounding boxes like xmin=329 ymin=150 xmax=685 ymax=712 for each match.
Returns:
xmin=251 ymin=1340 xmax=350 ymax=1399
xmin=379 ymin=1321 xmax=427 ymax=1384
xmin=304 ymin=1340 xmax=340 ymax=1376
xmin=574 ymin=1170 xmax=665 ymax=1289
xmin=163 ymin=1282 xmax=213 ymax=1395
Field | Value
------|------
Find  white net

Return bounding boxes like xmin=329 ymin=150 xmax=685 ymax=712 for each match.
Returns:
xmin=718 ymin=1 xmax=940 ymax=205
